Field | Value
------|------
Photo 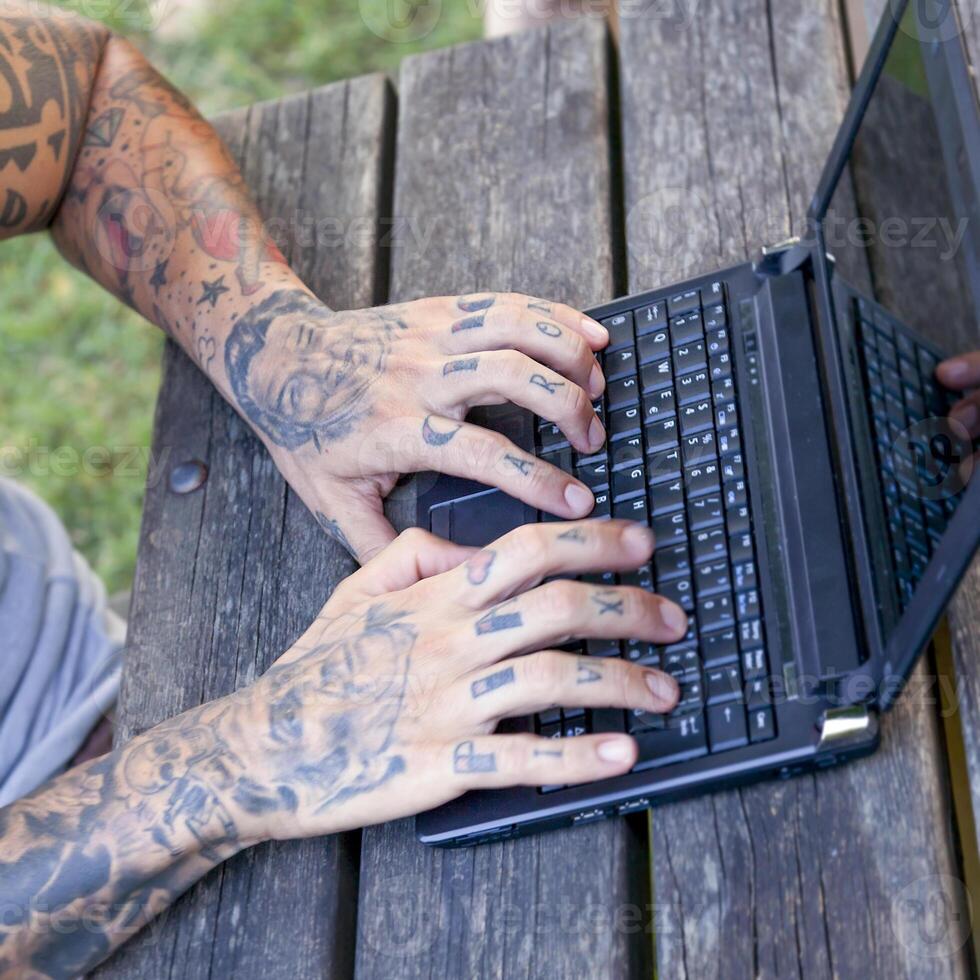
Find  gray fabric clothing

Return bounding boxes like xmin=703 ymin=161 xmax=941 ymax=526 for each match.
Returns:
xmin=0 ymin=478 xmax=123 ymax=806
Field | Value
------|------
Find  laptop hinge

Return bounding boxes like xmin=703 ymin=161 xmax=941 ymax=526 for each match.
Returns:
xmin=756 ymin=236 xmax=809 ymax=277
xmin=815 ymin=704 xmax=876 ymax=753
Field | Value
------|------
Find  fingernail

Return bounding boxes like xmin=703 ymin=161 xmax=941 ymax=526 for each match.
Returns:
xmin=622 ymin=522 xmax=655 ymax=556
xmin=661 ymin=600 xmax=688 ymax=636
xmin=597 ymin=737 xmax=633 ymax=763
xmin=645 ymin=670 xmax=679 ymax=706
xmin=940 ymin=358 xmax=970 ymax=385
xmin=588 ymin=416 xmax=606 ymax=451
xmin=951 ymin=402 xmax=978 ymax=430
xmin=564 ymin=482 xmax=594 ymax=515
xmin=581 ymin=317 xmax=608 ymax=345
xmin=589 ymin=361 xmax=605 ymax=398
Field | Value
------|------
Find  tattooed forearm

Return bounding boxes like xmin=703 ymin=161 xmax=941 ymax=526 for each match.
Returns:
xmin=470 ymin=666 xmax=515 ymax=698
xmin=0 ymin=602 xmax=416 ymax=977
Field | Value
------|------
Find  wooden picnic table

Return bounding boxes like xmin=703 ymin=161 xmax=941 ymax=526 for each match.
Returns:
xmin=97 ymin=3 xmax=980 ymax=977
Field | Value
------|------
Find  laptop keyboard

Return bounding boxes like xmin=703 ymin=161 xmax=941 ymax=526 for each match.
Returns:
xmin=531 ymin=282 xmax=775 ymax=790
xmin=853 ymin=296 xmax=960 ymax=609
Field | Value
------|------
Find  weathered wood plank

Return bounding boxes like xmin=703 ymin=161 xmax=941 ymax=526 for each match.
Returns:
xmin=618 ymin=1 xmax=970 ymax=976
xmin=354 ymin=19 xmax=653 ymax=980
xmin=96 ymin=76 xmax=395 ymax=978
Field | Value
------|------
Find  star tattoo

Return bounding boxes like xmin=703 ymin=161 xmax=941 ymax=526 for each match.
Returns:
xmin=197 ymin=275 xmax=230 ymax=308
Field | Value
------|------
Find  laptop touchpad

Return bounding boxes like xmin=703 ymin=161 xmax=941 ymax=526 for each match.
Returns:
xmin=451 ymin=491 xmax=527 ymax=548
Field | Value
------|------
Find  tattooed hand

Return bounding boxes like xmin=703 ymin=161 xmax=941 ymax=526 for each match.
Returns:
xmin=0 ymin=520 xmax=684 ymax=975
xmin=224 ymin=289 xmax=610 ymax=560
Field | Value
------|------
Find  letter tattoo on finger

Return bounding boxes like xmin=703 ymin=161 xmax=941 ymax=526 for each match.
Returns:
xmin=422 ymin=415 xmax=462 ymax=446
xmin=466 ymin=549 xmax=496 ymax=585
xmin=536 ymin=322 xmax=562 ymax=338
xmin=592 ymin=589 xmax=625 ymax=616
xmin=470 ymin=666 xmax=515 ymax=699
xmin=453 ymin=740 xmax=496 ymax=773
xmin=529 ymin=373 xmax=564 ymax=395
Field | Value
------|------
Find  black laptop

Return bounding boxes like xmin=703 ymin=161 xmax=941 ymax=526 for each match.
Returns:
xmin=416 ymin=0 xmax=980 ymax=846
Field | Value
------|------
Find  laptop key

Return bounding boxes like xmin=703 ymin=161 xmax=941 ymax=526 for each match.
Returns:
xmin=682 ymin=431 xmax=717 ymax=467
xmin=748 ymin=707 xmax=776 ymax=743
xmin=677 ymin=370 xmax=711 ymax=405
xmin=627 ymin=708 xmax=667 ymax=734
xmin=667 ymin=289 xmax=701 ymax=316
xmin=706 ymin=664 xmax=741 ymax=705
xmin=658 ymin=576 xmax=694 ymax=611
xmin=694 ymin=560 xmax=730 ymax=596
xmin=707 ymin=703 xmax=749 ymax=751
xmin=643 ymin=387 xmax=676 ymax=422
xmin=538 ymin=422 xmax=569 ymax=453
xmin=633 ymin=713 xmax=708 ymax=769
xmin=680 ymin=400 xmax=713 ymax=436
xmin=635 ymin=301 xmax=668 ymax=334
xmin=607 ymin=375 xmax=640 ymax=410
xmin=655 ymin=543 xmax=691 ymax=581
xmin=726 ymin=503 xmax=750 ymax=535
xmin=674 ymin=341 xmax=707 ymax=376
xmin=736 ymin=589 xmax=760 ymax=620
xmin=601 ymin=312 xmax=634 ymax=352
xmin=652 ymin=511 xmax=688 ymax=546
xmin=688 ymin=493 xmax=723 ymax=531
xmin=645 ymin=416 xmax=680 ymax=454
xmin=610 ymin=434 xmax=643 ymax=471
xmin=650 ymin=478 xmax=684 ymax=515
xmin=606 ymin=346 xmax=638 ymax=381
xmin=692 ymin=527 xmax=726 ymax=564
xmin=608 ymin=406 xmax=642 ymax=441
xmin=641 ymin=358 xmax=674 ymax=393
xmin=587 ymin=638 xmax=621 ymax=658
xmin=702 ymin=627 xmax=738 ymax=666
xmin=612 ymin=465 xmax=645 ymax=501
xmin=706 ymin=327 xmax=729 ymax=355
xmin=638 ymin=328 xmax=670 ymax=364
xmin=686 ymin=462 xmax=721 ymax=498
xmin=575 ymin=457 xmax=610 ymax=490
xmin=697 ymin=592 xmax=735 ymax=631
xmin=670 ymin=312 xmax=703 ymax=347
xmin=730 ymin=532 xmax=753 ymax=563
xmin=648 ymin=448 xmax=682 ymax=484
xmin=741 ymin=648 xmax=767 ymax=681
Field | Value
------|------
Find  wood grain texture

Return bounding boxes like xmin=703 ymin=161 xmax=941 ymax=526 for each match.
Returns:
xmin=353 ymin=19 xmax=654 ymax=980
xmin=95 ymin=76 xmax=395 ymax=979
xmin=618 ymin=1 xmax=970 ymax=976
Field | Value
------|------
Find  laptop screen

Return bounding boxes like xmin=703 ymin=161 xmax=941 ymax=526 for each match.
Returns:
xmin=820 ymin=2 xmax=978 ymax=642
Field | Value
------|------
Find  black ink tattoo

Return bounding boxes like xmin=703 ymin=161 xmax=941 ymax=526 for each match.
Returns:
xmin=422 ymin=415 xmax=462 ymax=446
xmin=83 ymin=106 xmax=124 ymax=147
xmin=537 ymin=322 xmax=562 ymax=338
xmin=466 ymin=549 xmax=496 ymax=585
xmin=197 ymin=275 xmax=230 ymax=308
xmin=471 ymin=666 xmax=516 ymax=699
xmin=225 ymin=289 xmax=393 ymax=451
xmin=529 ymin=373 xmax=564 ymax=395
xmin=557 ymin=527 xmax=586 ymax=543
xmin=532 ymin=747 xmax=563 ymax=758
xmin=592 ymin=590 xmax=625 ymax=616
xmin=577 ymin=663 xmax=602 ymax=684
xmin=457 ymin=295 xmax=495 ymax=313
xmin=149 ymin=257 xmax=168 ymax=293
xmin=315 ymin=510 xmax=355 ymax=557
xmin=453 ymin=740 xmax=497 ymax=773
xmin=528 ymin=300 xmax=552 ymax=315
xmin=475 ymin=601 xmax=523 ymax=635
xmin=451 ymin=314 xmax=485 ymax=333
xmin=504 ymin=453 xmax=532 ymax=476
xmin=443 ymin=357 xmax=480 ymax=375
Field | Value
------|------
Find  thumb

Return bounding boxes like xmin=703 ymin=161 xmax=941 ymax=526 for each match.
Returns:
xmin=343 ymin=527 xmax=477 ymax=597
xmin=314 ymin=499 xmax=396 ymax=565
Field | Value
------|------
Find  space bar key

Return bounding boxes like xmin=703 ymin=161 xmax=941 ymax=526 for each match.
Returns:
xmin=632 ymin=718 xmax=708 ymax=770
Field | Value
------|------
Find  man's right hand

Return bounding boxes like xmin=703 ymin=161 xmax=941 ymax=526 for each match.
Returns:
xmin=224 ymin=519 xmax=685 ymax=841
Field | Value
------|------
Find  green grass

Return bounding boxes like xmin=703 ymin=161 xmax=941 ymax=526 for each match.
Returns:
xmin=0 ymin=0 xmax=480 ymax=594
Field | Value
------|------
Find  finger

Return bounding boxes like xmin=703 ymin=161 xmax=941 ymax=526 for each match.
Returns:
xmin=341 ymin=527 xmax=478 ymax=597
xmin=439 ymin=350 xmax=604 ymax=454
xmin=460 ymin=650 xmax=679 ymax=724
xmin=445 ymin=303 xmax=604 ymax=398
xmin=410 ymin=415 xmax=596 ymax=518
xmin=949 ymin=390 xmax=980 ymax=438
xmin=451 ymin=292 xmax=609 ymax=350
xmin=453 ymin=519 xmax=656 ymax=606
xmin=445 ymin=732 xmax=637 ymax=791
xmin=936 ymin=351 xmax=980 ymax=391
xmin=462 ymin=581 xmax=688 ymax=666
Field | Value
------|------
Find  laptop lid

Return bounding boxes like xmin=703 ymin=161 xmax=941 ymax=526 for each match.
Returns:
xmin=807 ymin=0 xmax=980 ymax=710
